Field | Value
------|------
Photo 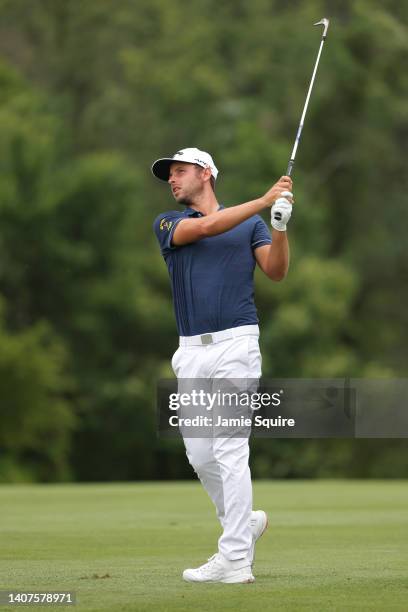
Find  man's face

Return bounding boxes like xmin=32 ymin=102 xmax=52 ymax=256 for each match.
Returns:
xmin=168 ymin=162 xmax=205 ymax=205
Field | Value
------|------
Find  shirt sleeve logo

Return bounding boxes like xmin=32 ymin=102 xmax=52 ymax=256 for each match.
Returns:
xmin=159 ymin=218 xmax=173 ymax=232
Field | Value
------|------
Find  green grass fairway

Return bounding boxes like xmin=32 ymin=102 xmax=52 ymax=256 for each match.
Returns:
xmin=1 ymin=481 xmax=407 ymax=611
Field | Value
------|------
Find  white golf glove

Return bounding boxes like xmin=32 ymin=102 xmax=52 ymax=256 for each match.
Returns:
xmin=271 ymin=191 xmax=293 ymax=231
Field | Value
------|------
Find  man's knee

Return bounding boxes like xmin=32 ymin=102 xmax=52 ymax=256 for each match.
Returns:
xmin=213 ymin=441 xmax=249 ymax=471
xmin=184 ymin=441 xmax=214 ymax=473
xmin=187 ymin=452 xmax=213 ymax=474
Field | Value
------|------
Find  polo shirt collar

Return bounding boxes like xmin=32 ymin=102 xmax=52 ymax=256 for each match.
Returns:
xmin=184 ymin=204 xmax=224 ymax=217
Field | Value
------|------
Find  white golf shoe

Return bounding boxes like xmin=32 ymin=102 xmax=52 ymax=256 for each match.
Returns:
xmin=248 ymin=510 xmax=268 ymax=566
xmin=183 ymin=553 xmax=255 ymax=584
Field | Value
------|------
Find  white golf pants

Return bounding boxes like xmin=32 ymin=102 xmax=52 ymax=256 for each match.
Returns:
xmin=172 ymin=325 xmax=262 ymax=561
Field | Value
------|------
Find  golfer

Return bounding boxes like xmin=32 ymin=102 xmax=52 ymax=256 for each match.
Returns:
xmin=152 ymin=148 xmax=293 ymax=583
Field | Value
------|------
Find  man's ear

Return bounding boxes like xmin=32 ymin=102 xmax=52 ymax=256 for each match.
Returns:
xmin=202 ymin=166 xmax=212 ymax=183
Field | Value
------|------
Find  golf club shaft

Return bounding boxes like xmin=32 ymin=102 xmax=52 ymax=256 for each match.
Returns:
xmin=286 ymin=18 xmax=329 ymax=177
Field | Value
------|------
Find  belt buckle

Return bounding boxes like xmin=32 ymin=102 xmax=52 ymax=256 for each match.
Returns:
xmin=200 ymin=333 xmax=213 ymax=345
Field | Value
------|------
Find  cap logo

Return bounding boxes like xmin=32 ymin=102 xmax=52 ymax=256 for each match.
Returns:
xmin=175 ymin=151 xmax=184 ymax=156
xmin=194 ymin=158 xmax=208 ymax=166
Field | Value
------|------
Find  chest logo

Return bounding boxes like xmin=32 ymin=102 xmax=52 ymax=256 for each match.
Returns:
xmin=160 ymin=218 xmax=173 ymax=232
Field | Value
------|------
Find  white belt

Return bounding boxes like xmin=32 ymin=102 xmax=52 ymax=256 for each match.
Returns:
xmin=179 ymin=325 xmax=259 ymax=346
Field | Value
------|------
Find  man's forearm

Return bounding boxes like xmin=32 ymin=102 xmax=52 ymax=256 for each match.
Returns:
xmin=202 ymin=197 xmax=266 ymax=237
xmin=267 ymin=230 xmax=290 ymax=280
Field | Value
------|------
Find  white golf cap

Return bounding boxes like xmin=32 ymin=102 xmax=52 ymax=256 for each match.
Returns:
xmin=151 ymin=147 xmax=219 ymax=182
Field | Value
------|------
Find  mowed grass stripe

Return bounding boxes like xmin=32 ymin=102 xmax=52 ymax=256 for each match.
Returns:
xmin=0 ymin=481 xmax=407 ymax=611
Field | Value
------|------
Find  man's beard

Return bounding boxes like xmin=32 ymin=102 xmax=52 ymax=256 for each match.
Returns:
xmin=177 ymin=194 xmax=193 ymax=206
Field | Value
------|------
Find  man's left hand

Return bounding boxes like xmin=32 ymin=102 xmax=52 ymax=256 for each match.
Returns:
xmin=271 ymin=191 xmax=294 ymax=231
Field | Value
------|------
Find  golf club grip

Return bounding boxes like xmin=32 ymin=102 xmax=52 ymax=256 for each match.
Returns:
xmin=286 ymin=159 xmax=295 ymax=177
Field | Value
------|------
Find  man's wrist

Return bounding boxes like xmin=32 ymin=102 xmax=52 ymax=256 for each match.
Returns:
xmin=256 ymin=196 xmax=268 ymax=209
xmin=271 ymin=227 xmax=287 ymax=236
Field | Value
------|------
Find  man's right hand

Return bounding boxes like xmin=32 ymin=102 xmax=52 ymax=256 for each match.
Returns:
xmin=261 ymin=176 xmax=293 ymax=207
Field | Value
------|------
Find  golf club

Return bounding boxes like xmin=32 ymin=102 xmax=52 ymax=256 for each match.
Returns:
xmin=286 ymin=17 xmax=330 ymax=177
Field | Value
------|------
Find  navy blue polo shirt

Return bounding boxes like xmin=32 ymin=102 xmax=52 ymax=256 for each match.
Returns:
xmin=153 ymin=206 xmax=272 ymax=336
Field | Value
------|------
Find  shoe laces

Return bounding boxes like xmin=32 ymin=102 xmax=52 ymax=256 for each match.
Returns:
xmin=197 ymin=553 xmax=222 ymax=574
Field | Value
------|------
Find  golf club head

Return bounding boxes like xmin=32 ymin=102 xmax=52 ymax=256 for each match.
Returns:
xmin=314 ymin=17 xmax=330 ymax=37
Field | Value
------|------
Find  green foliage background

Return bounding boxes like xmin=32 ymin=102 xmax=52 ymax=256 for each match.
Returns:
xmin=0 ymin=0 xmax=406 ymax=481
